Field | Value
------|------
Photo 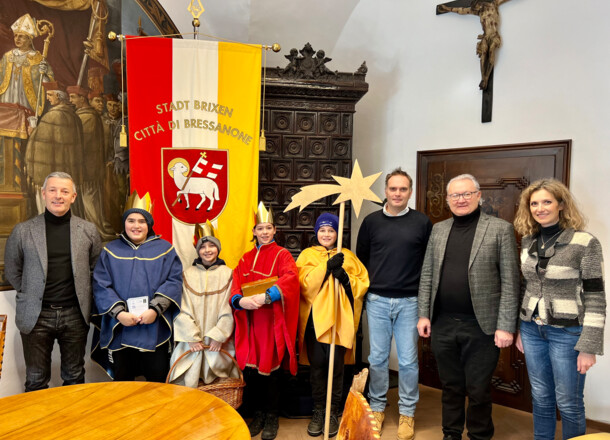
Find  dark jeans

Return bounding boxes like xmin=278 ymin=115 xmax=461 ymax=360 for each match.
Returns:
xmin=20 ymin=305 xmax=89 ymax=392
xmin=111 ymin=341 xmax=170 ymax=382
xmin=305 ymin=317 xmax=346 ymax=410
xmin=431 ymin=314 xmax=500 ymax=440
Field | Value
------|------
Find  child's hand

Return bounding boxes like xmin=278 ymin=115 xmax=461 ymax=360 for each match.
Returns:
xmin=139 ymin=309 xmax=157 ymax=325
xmin=189 ymin=341 xmax=205 ymax=352
xmin=208 ymin=339 xmax=222 ymax=352
xmin=117 ymin=311 xmax=140 ymax=326
xmin=239 ymin=296 xmax=262 ymax=310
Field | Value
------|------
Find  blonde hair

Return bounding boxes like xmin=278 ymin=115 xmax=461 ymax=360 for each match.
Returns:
xmin=514 ymin=178 xmax=586 ymax=236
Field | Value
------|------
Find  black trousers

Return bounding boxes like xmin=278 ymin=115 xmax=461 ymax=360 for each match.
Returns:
xmin=243 ymin=368 xmax=283 ymax=415
xmin=112 ymin=341 xmax=170 ymax=382
xmin=431 ymin=314 xmax=500 ymax=440
xmin=305 ymin=314 xmax=346 ymax=410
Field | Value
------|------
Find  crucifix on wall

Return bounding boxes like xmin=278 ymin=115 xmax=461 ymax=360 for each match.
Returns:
xmin=437 ymin=0 xmax=511 ymax=123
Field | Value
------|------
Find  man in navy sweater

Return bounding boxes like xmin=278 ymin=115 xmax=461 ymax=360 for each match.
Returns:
xmin=356 ymin=168 xmax=432 ymax=440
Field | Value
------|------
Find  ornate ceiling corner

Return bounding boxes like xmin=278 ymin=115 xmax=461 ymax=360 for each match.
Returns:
xmin=134 ymin=0 xmax=181 ymax=37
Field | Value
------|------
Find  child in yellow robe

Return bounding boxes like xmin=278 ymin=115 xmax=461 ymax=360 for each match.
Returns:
xmin=296 ymin=213 xmax=369 ymax=437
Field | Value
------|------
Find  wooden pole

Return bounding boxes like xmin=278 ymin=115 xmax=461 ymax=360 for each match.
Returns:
xmin=323 ymin=202 xmax=345 ymax=440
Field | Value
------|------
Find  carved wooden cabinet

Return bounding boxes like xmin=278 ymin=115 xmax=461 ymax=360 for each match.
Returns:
xmin=260 ymin=44 xmax=368 ymax=257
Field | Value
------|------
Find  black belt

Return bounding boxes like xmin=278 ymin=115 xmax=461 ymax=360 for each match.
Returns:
xmin=43 ymin=304 xmax=77 ymax=310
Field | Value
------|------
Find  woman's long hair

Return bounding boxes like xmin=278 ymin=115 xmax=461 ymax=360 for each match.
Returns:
xmin=514 ymin=178 xmax=587 ymax=236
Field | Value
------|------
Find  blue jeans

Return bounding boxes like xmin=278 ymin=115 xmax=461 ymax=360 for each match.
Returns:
xmin=520 ymin=320 xmax=586 ymax=440
xmin=20 ymin=305 xmax=89 ymax=392
xmin=366 ymin=293 xmax=419 ymax=416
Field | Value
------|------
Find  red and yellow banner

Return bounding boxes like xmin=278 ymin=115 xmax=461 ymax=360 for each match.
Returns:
xmin=126 ymin=37 xmax=261 ymax=268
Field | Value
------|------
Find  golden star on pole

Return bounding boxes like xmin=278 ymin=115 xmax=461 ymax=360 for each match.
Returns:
xmin=284 ymin=159 xmax=381 ymax=218
xmin=332 ymin=160 xmax=381 ymax=217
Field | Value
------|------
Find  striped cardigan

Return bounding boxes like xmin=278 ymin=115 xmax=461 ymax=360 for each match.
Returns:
xmin=519 ymin=228 xmax=606 ymax=355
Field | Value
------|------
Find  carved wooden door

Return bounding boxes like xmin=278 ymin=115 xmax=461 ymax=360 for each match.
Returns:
xmin=415 ymin=140 xmax=571 ymax=412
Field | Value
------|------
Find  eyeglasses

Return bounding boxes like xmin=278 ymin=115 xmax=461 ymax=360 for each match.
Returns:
xmin=447 ymin=191 xmax=478 ymax=201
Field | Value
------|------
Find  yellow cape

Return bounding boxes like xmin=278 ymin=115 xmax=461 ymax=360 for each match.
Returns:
xmin=296 ymin=246 xmax=369 ymax=365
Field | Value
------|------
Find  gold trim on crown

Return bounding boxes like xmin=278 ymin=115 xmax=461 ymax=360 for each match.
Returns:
xmin=124 ymin=191 xmax=153 ymax=214
xmin=255 ymin=201 xmax=274 ymax=224
xmin=194 ymin=220 xmax=216 ymax=243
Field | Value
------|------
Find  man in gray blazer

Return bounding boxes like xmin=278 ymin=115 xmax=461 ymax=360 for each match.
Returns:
xmin=5 ymin=171 xmax=102 ymax=392
xmin=417 ymin=174 xmax=519 ymax=440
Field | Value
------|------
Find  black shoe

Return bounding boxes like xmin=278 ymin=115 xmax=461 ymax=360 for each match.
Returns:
xmin=248 ymin=411 xmax=265 ymax=437
xmin=307 ymin=407 xmax=325 ymax=437
xmin=442 ymin=435 xmax=461 ymax=440
xmin=261 ymin=413 xmax=279 ymax=440
xmin=329 ymin=412 xmax=340 ymax=438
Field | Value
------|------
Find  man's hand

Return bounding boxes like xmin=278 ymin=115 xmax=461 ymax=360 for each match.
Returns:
xmin=117 ymin=311 xmax=140 ymax=326
xmin=39 ymin=60 xmax=49 ymax=74
xmin=189 ymin=341 xmax=205 ymax=352
xmin=239 ymin=296 xmax=262 ymax=310
xmin=494 ymin=329 xmax=513 ymax=348
xmin=417 ymin=317 xmax=431 ymax=338
xmin=208 ymin=339 xmax=222 ymax=352
xmin=515 ymin=332 xmax=524 ymax=353
xmin=139 ymin=308 xmax=158 ymax=325
xmin=577 ymin=353 xmax=596 ymax=374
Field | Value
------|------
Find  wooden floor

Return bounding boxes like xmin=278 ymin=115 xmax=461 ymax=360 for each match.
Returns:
xmin=250 ymin=385 xmax=605 ymax=440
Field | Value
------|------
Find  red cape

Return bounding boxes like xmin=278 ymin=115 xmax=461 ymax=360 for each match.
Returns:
xmin=231 ymin=242 xmax=299 ymax=375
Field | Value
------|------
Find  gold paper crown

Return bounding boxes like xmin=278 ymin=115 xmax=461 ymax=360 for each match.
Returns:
xmin=255 ymin=201 xmax=274 ymax=224
xmin=124 ymin=191 xmax=153 ymax=214
xmin=193 ymin=220 xmax=216 ymax=247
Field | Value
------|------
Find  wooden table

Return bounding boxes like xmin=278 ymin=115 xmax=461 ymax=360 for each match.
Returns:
xmin=0 ymin=381 xmax=249 ymax=439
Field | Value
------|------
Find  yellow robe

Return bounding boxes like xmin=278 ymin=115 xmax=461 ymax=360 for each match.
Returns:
xmin=297 ymin=246 xmax=369 ymax=365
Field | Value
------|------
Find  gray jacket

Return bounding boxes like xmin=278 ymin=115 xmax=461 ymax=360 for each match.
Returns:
xmin=4 ymin=214 xmax=102 ymax=333
xmin=418 ymin=212 xmax=520 ymax=335
xmin=520 ymin=229 xmax=606 ymax=355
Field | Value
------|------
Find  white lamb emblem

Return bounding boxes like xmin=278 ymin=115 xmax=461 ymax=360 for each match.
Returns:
xmin=170 ymin=161 xmax=220 ymax=211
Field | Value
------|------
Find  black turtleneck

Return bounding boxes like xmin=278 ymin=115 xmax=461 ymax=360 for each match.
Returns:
xmin=43 ymin=209 xmax=78 ymax=307
xmin=435 ymin=207 xmax=481 ymax=318
xmin=537 ymin=222 xmax=563 ymax=270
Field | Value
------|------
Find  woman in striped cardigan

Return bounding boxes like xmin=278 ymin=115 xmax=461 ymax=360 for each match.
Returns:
xmin=514 ymin=178 xmax=606 ymax=440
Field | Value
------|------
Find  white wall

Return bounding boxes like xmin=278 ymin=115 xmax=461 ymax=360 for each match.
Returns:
xmin=2 ymin=0 xmax=608 ymax=424
xmin=255 ymin=1 xmax=610 ymax=423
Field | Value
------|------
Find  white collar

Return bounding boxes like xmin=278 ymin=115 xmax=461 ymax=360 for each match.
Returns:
xmin=383 ymin=203 xmax=410 ymax=217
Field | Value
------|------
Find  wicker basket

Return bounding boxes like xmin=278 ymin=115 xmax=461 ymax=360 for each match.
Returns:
xmin=166 ymin=345 xmax=245 ymax=409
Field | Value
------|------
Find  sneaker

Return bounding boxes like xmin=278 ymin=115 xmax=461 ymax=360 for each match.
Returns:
xmin=397 ymin=415 xmax=415 ymax=440
xmin=248 ymin=411 xmax=265 ymax=437
xmin=307 ymin=407 xmax=325 ymax=437
xmin=261 ymin=413 xmax=279 ymax=440
xmin=372 ymin=411 xmax=385 ymax=433
xmin=329 ymin=412 xmax=340 ymax=438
